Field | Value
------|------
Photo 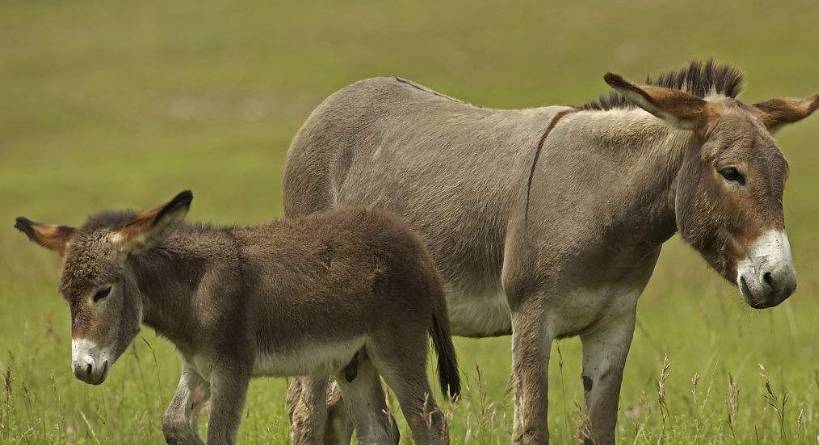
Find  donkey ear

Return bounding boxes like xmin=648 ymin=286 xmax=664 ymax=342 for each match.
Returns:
xmin=14 ymin=217 xmax=76 ymax=255
xmin=753 ymin=95 xmax=819 ymax=132
xmin=110 ymin=190 xmax=193 ymax=253
xmin=604 ymin=73 xmax=713 ymax=131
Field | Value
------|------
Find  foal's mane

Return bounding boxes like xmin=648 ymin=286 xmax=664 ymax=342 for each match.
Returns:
xmin=583 ymin=60 xmax=744 ymax=111
xmin=80 ymin=211 xmax=226 ymax=236
xmin=81 ymin=211 xmax=138 ymax=233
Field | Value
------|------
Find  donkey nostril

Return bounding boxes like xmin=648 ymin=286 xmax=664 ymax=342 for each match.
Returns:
xmin=763 ymin=272 xmax=774 ymax=289
xmin=85 ymin=363 xmax=92 ymax=377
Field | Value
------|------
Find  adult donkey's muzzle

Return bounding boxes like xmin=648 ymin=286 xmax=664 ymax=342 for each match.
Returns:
xmin=736 ymin=230 xmax=797 ymax=309
xmin=72 ymin=338 xmax=110 ymax=385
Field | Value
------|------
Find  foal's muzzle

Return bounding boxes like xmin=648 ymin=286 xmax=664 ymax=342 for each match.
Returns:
xmin=736 ymin=230 xmax=797 ymax=309
xmin=72 ymin=339 xmax=110 ymax=385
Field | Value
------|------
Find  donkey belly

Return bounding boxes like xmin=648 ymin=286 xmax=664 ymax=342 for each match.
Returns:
xmin=445 ymin=281 xmax=644 ymax=339
xmin=542 ymin=250 xmax=661 ymax=338
xmin=445 ymin=284 xmax=512 ymax=337
xmin=188 ymin=339 xmax=366 ymax=380
xmin=252 ymin=337 xmax=366 ymax=377
xmin=545 ymin=285 xmax=641 ymax=338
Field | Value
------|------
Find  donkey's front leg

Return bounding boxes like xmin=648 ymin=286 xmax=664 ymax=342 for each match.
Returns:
xmin=206 ymin=363 xmax=251 ymax=445
xmin=578 ymin=312 xmax=636 ymax=445
xmin=163 ymin=362 xmax=207 ymax=445
xmin=511 ymin=300 xmax=552 ymax=445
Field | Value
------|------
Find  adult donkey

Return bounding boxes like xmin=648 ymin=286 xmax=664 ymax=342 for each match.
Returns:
xmin=283 ymin=61 xmax=818 ymax=444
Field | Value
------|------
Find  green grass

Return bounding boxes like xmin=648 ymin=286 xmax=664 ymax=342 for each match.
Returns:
xmin=2 ymin=1 xmax=819 ymax=443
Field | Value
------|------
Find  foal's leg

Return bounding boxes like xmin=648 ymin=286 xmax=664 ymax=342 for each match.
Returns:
xmin=190 ymin=381 xmax=211 ymax=432
xmin=163 ymin=362 xmax=207 ymax=445
xmin=287 ymin=377 xmax=353 ymax=445
xmin=325 ymin=381 xmax=356 ymax=445
xmin=205 ymin=364 xmax=251 ymax=445
xmin=333 ymin=353 xmax=399 ymax=445
xmin=510 ymin=300 xmax=551 ymax=445
xmin=371 ymin=338 xmax=449 ymax=445
xmin=578 ymin=312 xmax=636 ymax=445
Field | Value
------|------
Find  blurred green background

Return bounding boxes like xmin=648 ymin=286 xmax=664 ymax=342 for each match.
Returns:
xmin=2 ymin=1 xmax=818 ymax=443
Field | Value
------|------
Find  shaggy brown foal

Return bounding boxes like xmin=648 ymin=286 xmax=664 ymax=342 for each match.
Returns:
xmin=15 ymin=191 xmax=459 ymax=445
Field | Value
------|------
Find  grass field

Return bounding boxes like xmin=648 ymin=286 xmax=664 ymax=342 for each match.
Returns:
xmin=2 ymin=1 xmax=819 ymax=443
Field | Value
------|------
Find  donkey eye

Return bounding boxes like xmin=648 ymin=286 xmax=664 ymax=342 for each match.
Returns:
xmin=719 ymin=167 xmax=745 ymax=185
xmin=93 ymin=286 xmax=111 ymax=302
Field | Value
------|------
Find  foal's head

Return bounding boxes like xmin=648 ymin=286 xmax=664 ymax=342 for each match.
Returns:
xmin=15 ymin=191 xmax=193 ymax=384
xmin=602 ymin=63 xmax=817 ymax=309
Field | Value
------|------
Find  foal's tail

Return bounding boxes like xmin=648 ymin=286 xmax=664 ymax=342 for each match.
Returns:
xmin=430 ymin=302 xmax=461 ymax=401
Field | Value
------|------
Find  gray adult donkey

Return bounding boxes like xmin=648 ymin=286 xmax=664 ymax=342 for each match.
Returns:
xmin=283 ymin=61 xmax=818 ymax=444
xmin=15 ymin=192 xmax=460 ymax=445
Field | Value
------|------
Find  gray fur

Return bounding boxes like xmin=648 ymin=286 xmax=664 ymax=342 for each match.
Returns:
xmin=283 ymin=63 xmax=815 ymax=444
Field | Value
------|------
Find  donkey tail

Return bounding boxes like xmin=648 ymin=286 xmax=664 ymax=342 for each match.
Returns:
xmin=430 ymin=309 xmax=460 ymax=401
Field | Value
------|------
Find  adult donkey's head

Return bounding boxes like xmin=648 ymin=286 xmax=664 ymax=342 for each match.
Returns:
xmin=596 ymin=61 xmax=817 ymax=309
xmin=14 ymin=191 xmax=193 ymax=384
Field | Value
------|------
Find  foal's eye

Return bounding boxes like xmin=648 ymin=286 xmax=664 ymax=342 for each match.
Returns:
xmin=719 ymin=167 xmax=746 ymax=186
xmin=93 ymin=286 xmax=112 ymax=302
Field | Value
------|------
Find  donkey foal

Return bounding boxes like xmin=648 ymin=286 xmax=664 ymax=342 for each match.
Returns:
xmin=15 ymin=191 xmax=460 ymax=445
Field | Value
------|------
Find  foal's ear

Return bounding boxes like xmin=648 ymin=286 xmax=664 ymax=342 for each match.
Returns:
xmin=110 ymin=190 xmax=193 ymax=253
xmin=753 ymin=94 xmax=819 ymax=132
xmin=603 ymin=73 xmax=714 ymax=131
xmin=14 ymin=217 xmax=76 ymax=255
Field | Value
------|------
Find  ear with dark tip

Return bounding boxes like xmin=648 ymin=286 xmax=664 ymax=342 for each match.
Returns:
xmin=14 ymin=217 xmax=76 ymax=255
xmin=753 ymin=95 xmax=819 ymax=132
xmin=603 ymin=72 xmax=713 ymax=131
xmin=110 ymin=190 xmax=193 ymax=253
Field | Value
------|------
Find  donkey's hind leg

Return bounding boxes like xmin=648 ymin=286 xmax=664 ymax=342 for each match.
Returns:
xmin=288 ymin=376 xmax=339 ymax=445
xmin=370 ymin=335 xmax=449 ymax=445
xmin=163 ymin=362 xmax=207 ymax=445
xmin=334 ymin=352 xmax=400 ymax=445
xmin=323 ymin=380 xmax=356 ymax=445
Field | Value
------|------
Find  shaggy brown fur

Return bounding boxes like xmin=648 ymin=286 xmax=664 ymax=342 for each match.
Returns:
xmin=16 ymin=192 xmax=459 ymax=445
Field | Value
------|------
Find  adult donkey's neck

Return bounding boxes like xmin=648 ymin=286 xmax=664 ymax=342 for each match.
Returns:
xmin=124 ymin=225 xmax=235 ymax=352
xmin=532 ymin=108 xmax=694 ymax=249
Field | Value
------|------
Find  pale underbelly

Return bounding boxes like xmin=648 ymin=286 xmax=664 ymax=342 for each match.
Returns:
xmin=252 ymin=338 xmax=365 ymax=377
xmin=444 ymin=284 xmax=641 ymax=339
xmin=445 ymin=285 xmax=512 ymax=337
xmin=190 ymin=338 xmax=365 ymax=380
xmin=543 ymin=286 xmax=641 ymax=338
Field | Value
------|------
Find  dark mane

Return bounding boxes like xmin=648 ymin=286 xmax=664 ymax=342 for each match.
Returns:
xmin=80 ymin=211 xmax=139 ymax=233
xmin=583 ymin=60 xmax=744 ymax=111
xmin=81 ymin=210 xmax=228 ymax=235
